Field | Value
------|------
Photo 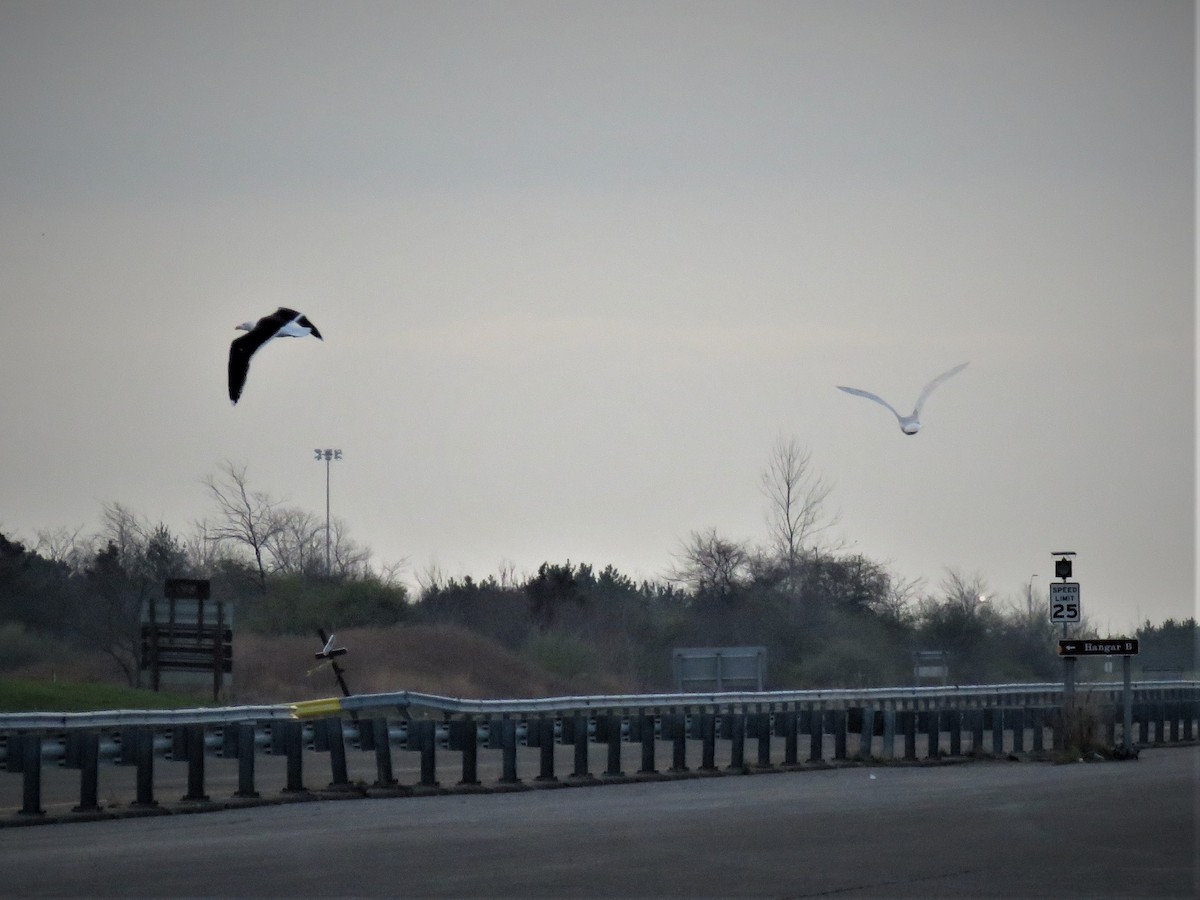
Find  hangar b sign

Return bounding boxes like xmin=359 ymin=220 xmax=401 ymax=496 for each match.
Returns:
xmin=1057 ymin=639 xmax=1139 ymax=656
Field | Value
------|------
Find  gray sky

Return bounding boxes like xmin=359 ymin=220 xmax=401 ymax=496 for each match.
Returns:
xmin=1 ymin=0 xmax=1194 ymax=632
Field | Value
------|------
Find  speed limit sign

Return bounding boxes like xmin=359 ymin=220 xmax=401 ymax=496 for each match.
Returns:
xmin=1050 ymin=582 xmax=1081 ymax=623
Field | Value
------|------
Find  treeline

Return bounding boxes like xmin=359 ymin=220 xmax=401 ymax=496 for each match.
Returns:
xmin=1 ymin=455 xmax=1195 ymax=691
xmin=2 ymin=521 xmax=1193 ymax=691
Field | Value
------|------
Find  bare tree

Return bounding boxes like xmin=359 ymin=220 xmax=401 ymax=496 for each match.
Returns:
xmin=760 ymin=435 xmax=837 ymax=566
xmin=201 ymin=461 xmax=285 ymax=592
xmin=34 ymin=524 xmax=92 ymax=573
xmin=876 ymin=572 xmax=922 ymax=623
xmin=326 ymin=516 xmax=374 ymax=578
xmin=255 ymin=505 xmax=386 ymax=580
xmin=183 ymin=519 xmax=223 ymax=575
xmin=937 ymin=568 xmax=992 ymax=615
xmin=415 ymin=560 xmax=447 ymax=594
xmin=669 ymin=528 xmax=751 ymax=603
xmin=264 ymin=506 xmax=326 ymax=576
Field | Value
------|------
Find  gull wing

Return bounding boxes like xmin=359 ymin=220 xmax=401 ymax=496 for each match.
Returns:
xmin=913 ymin=362 xmax=969 ymax=416
xmin=228 ymin=330 xmax=272 ymax=404
xmin=837 ymin=385 xmax=904 ymax=422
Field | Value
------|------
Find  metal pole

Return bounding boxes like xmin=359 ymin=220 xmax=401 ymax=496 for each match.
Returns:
xmin=325 ymin=454 xmax=331 ymax=575
xmin=314 ymin=449 xmax=341 ymax=576
xmin=1122 ymin=655 xmax=1133 ymax=753
xmin=1063 ymin=622 xmax=1075 ymax=705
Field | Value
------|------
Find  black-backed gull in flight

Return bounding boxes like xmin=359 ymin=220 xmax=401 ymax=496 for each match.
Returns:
xmin=228 ymin=307 xmax=323 ymax=405
xmin=837 ymin=362 xmax=968 ymax=435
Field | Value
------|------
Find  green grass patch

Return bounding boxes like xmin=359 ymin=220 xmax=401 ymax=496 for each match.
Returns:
xmin=521 ymin=632 xmax=595 ymax=681
xmin=0 ymin=679 xmax=212 ymax=712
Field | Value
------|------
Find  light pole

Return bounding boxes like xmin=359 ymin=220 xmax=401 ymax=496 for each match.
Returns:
xmin=314 ymin=449 xmax=342 ymax=575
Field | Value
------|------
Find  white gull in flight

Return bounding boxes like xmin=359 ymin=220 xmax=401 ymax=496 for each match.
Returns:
xmin=228 ymin=307 xmax=323 ymax=405
xmin=837 ymin=362 xmax=968 ymax=435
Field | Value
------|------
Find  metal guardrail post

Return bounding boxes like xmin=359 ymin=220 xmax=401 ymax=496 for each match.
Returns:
xmin=133 ymin=728 xmax=157 ymax=808
xmin=20 ymin=735 xmax=44 ymax=816
xmin=902 ymin=710 xmax=917 ymax=760
xmin=858 ymin=707 xmax=874 ymax=761
xmin=832 ymin=709 xmax=847 ymax=761
xmin=570 ymin=714 xmax=591 ymax=781
xmin=782 ymin=709 xmax=798 ymax=766
xmin=367 ymin=720 xmax=396 ymax=787
xmin=282 ymin=720 xmax=306 ymax=794
xmin=417 ymin=720 xmax=438 ymax=789
xmin=924 ymin=709 xmax=940 ymax=759
xmin=602 ymin=714 xmax=622 ymax=778
xmin=325 ymin=718 xmax=351 ymax=789
xmin=808 ymin=709 xmax=824 ymax=763
xmin=637 ymin=714 xmax=656 ymax=775
xmin=754 ymin=712 xmax=771 ymax=768
xmin=235 ymin=722 xmax=259 ymax=799
xmin=456 ymin=717 xmax=478 ymax=787
xmin=536 ymin=717 xmax=557 ymax=783
xmin=74 ymin=731 xmax=101 ymax=813
xmin=499 ymin=718 xmax=519 ymax=785
xmin=970 ymin=708 xmax=985 ymax=754
xmin=669 ymin=713 xmax=687 ymax=772
xmin=183 ymin=724 xmax=209 ymax=802
xmin=727 ymin=713 xmax=746 ymax=772
xmin=700 ymin=712 xmax=716 ymax=771
xmin=118 ymin=727 xmax=137 ymax=766
xmin=667 ymin=715 xmax=686 ymax=772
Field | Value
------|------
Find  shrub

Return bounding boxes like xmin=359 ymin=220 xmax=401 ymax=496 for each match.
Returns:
xmin=522 ymin=632 xmax=595 ymax=681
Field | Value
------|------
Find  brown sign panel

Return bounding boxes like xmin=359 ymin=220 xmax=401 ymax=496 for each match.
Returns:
xmin=1057 ymin=639 xmax=1139 ymax=656
xmin=164 ymin=578 xmax=211 ymax=600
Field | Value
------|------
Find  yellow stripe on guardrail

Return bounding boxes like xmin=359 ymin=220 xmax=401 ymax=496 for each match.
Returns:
xmin=290 ymin=697 xmax=345 ymax=718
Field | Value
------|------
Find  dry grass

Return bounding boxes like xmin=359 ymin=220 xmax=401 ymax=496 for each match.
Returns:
xmin=233 ymin=623 xmax=582 ymax=703
xmin=5 ymin=623 xmax=639 ymax=705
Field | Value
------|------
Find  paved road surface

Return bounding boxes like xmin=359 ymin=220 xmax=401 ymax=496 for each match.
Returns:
xmin=1 ymin=748 xmax=1195 ymax=898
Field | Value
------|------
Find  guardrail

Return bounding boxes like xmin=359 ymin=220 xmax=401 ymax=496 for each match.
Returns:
xmin=3 ymin=681 xmax=1197 ymax=824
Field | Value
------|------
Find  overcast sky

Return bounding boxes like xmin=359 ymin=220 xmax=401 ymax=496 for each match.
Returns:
xmin=0 ymin=0 xmax=1194 ymax=632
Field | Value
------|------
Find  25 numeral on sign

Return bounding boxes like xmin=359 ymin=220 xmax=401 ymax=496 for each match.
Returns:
xmin=1049 ymin=582 xmax=1081 ymax=623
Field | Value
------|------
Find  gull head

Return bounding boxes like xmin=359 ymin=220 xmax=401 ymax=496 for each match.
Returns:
xmin=235 ymin=321 xmax=256 ymax=332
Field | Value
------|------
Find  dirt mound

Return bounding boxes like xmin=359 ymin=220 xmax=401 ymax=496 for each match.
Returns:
xmin=7 ymin=624 xmax=634 ymax=705
xmin=233 ymin=623 xmax=578 ymax=703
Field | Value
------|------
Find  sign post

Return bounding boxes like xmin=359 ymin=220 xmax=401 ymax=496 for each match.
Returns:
xmin=1056 ymin=638 xmax=1140 ymax=754
xmin=1123 ymin=654 xmax=1133 ymax=754
xmin=1050 ymin=552 xmax=1078 ymax=706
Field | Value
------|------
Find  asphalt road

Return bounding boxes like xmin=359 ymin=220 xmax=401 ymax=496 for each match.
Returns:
xmin=1 ymin=748 xmax=1195 ymax=899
